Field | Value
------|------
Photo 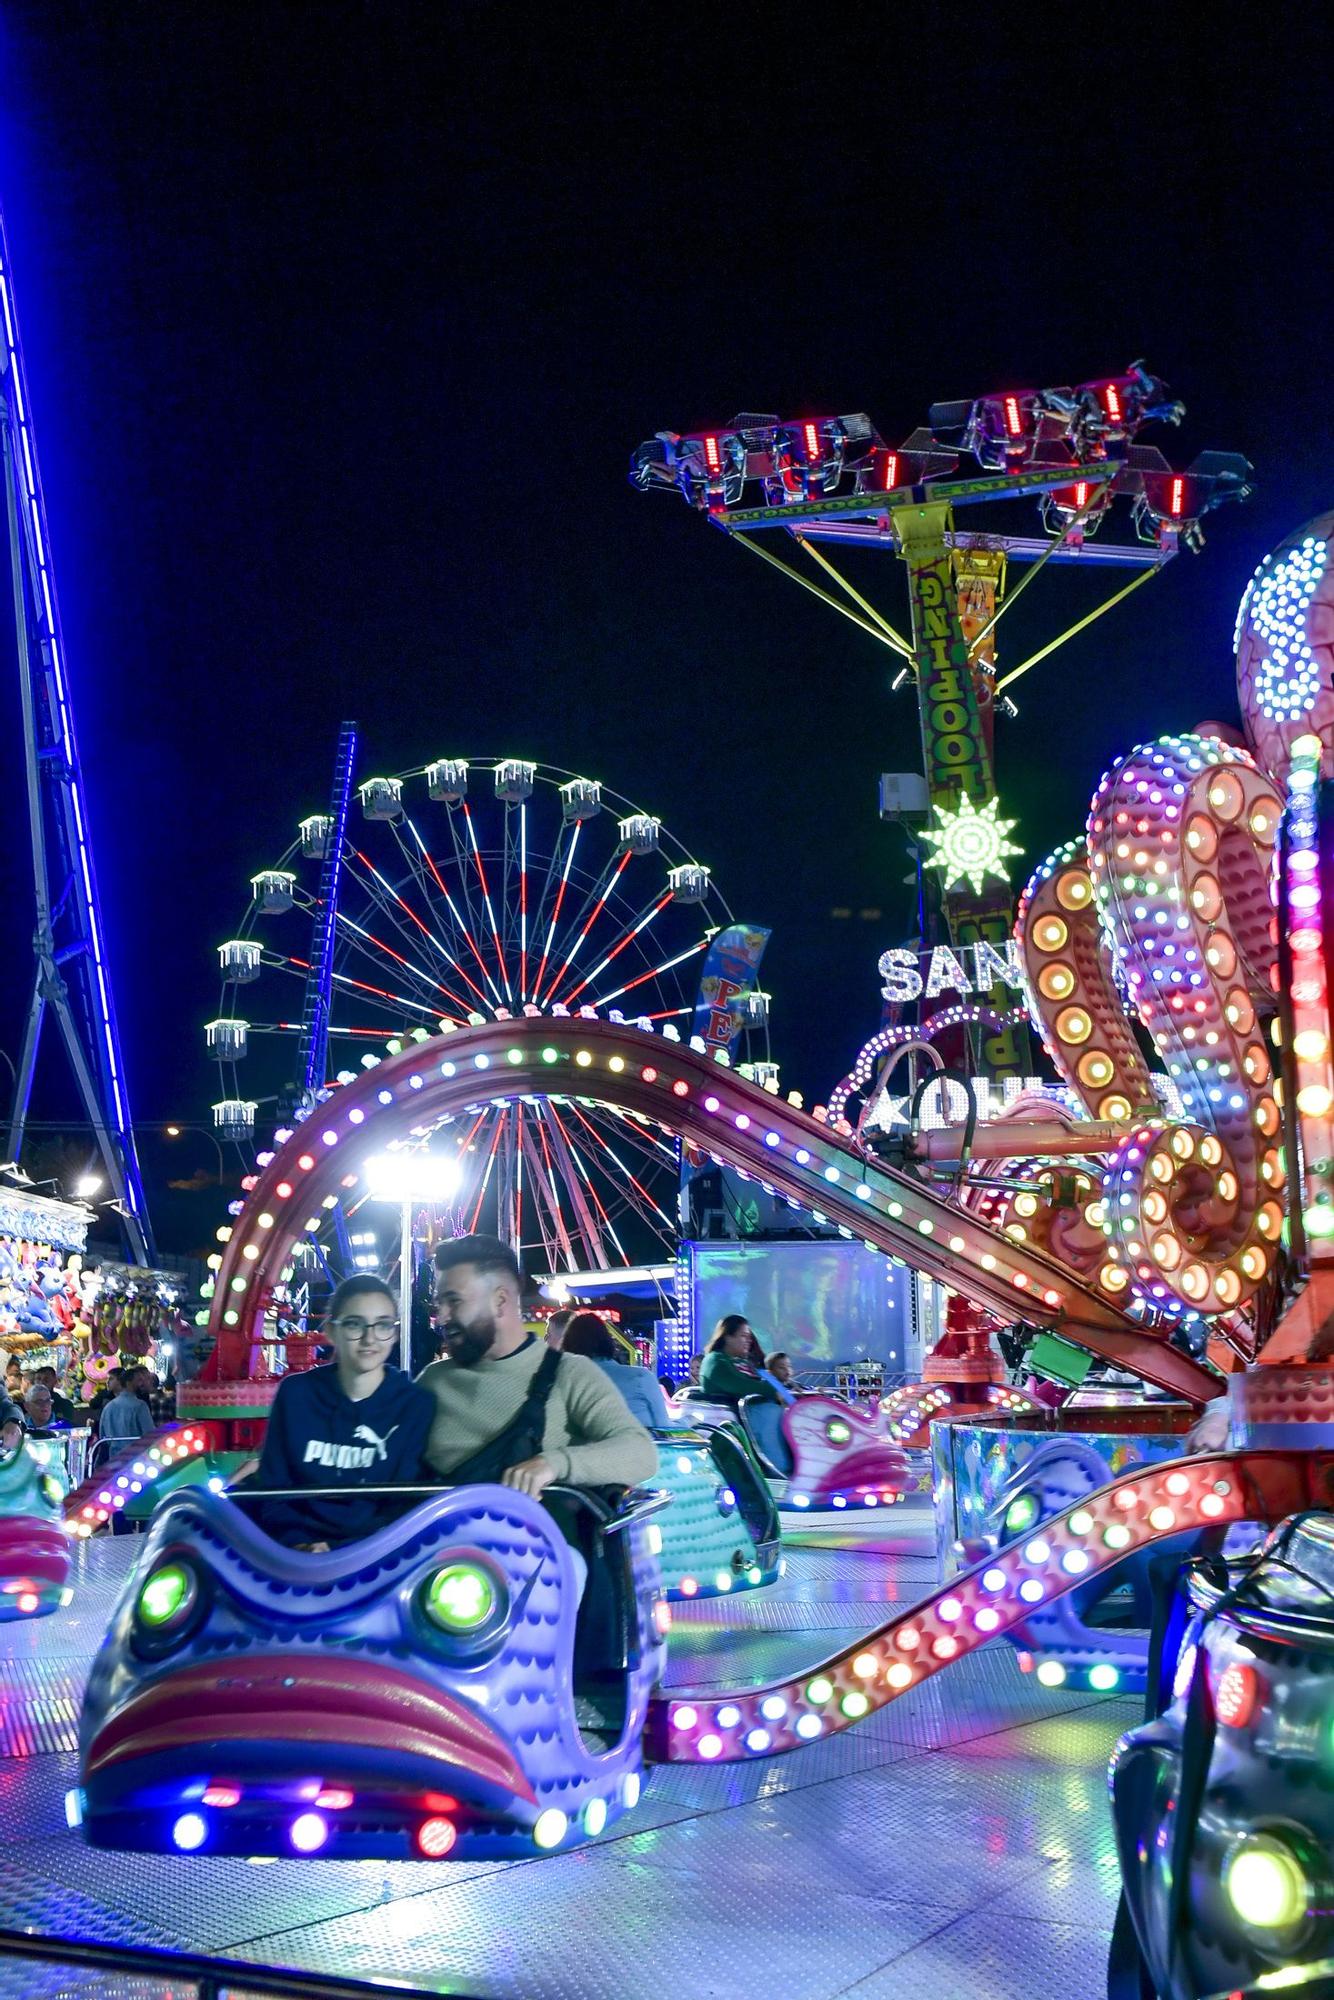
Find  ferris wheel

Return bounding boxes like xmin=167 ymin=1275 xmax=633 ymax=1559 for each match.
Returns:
xmin=207 ymin=752 xmax=771 ymax=1275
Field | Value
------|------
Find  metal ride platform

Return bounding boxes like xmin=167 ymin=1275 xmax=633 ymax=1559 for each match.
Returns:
xmin=0 ymin=1504 xmax=1132 ymax=2000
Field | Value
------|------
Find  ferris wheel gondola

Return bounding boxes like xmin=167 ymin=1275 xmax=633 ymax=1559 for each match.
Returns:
xmin=208 ymin=756 xmax=771 ymax=1279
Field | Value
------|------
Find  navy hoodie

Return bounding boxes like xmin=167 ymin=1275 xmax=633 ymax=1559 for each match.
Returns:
xmin=253 ymin=1364 xmax=435 ymax=1545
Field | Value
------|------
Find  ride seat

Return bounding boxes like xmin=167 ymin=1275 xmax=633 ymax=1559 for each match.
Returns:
xmin=543 ymin=1488 xmax=643 ymax=1683
xmin=738 ymin=1396 xmax=793 ymax=1477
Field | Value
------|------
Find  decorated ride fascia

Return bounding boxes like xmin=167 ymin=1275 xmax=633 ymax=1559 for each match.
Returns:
xmin=649 ymin=1449 xmax=1334 ymax=1764
xmin=177 ymin=1381 xmax=279 ymax=1416
xmin=75 ymin=1479 xmax=665 ymax=1860
xmin=1017 ymin=734 xmax=1284 ymax=1326
xmin=1085 ymin=736 xmax=1283 ymax=1321
xmin=204 ymin=1016 xmax=1218 ymax=1403
xmin=65 ymin=1426 xmax=216 ymax=1537
xmin=0 ymin=1438 xmax=71 ymax=1617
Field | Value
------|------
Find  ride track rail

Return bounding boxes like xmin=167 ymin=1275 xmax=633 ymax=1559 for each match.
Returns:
xmin=648 ymin=1448 xmax=1334 ymax=1763
xmin=200 ymin=1018 xmax=1218 ymax=1402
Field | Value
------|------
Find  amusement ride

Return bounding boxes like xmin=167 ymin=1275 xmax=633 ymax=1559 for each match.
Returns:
xmin=2 ymin=184 xmax=1334 ymax=1998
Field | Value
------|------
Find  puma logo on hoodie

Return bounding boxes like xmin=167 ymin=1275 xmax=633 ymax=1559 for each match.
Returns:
xmin=303 ymin=1422 xmax=398 ymax=1470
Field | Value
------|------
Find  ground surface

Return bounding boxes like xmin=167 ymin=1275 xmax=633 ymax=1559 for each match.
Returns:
xmin=0 ymin=1503 xmax=1133 ymax=1998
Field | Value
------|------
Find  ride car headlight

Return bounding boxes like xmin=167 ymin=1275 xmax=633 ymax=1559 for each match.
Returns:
xmin=422 ymin=1560 xmax=503 ymax=1635
xmin=137 ymin=1561 xmax=198 ymax=1630
xmin=1224 ymin=1833 xmax=1310 ymax=1932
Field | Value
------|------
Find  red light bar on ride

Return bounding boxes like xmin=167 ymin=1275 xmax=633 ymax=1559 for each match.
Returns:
xmin=1169 ymin=476 xmax=1186 ymax=516
xmin=1103 ymin=382 xmax=1123 ymax=422
xmin=1003 ymin=395 xmax=1024 ymax=437
xmin=702 ymin=435 xmax=722 ymax=475
xmin=802 ymin=422 xmax=821 ymax=462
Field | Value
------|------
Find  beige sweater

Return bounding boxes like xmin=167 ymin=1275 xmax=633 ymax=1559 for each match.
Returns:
xmin=417 ymin=1337 xmax=658 ymax=1489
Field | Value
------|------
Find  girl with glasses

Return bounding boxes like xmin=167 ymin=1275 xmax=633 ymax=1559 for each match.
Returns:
xmin=252 ymin=1275 xmax=435 ymax=1550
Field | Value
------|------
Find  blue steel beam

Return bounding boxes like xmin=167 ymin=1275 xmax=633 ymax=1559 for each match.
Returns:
xmin=0 ymin=206 xmax=153 ymax=1262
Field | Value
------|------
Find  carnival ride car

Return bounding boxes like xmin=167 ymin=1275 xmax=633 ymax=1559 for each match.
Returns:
xmin=75 ymin=1477 xmax=668 ymax=1862
xmin=1110 ymin=1508 xmax=1334 ymax=1999
xmin=672 ymin=1388 xmax=914 ymax=1511
xmin=0 ymin=1437 xmax=70 ymax=1619
xmin=648 ymin=1423 xmax=781 ymax=1599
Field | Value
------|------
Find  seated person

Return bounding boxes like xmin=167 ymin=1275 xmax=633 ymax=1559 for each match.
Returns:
xmin=543 ymin=1309 xmax=573 ymax=1351
xmin=0 ymin=1387 xmax=22 ymax=1455
xmin=698 ymin=1315 xmax=782 ymax=1410
xmin=34 ymin=1366 xmax=76 ymax=1425
xmin=760 ymin=1350 xmax=799 ymax=1405
xmin=253 ymin=1275 xmax=435 ymax=1550
xmin=559 ymin=1312 xmax=673 ymax=1431
xmin=418 ymin=1235 xmax=657 ymax=1498
xmin=22 ymin=1384 xmax=70 ymax=1438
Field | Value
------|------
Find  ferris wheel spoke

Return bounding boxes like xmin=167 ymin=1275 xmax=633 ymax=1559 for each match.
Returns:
xmin=556 ymin=888 xmax=676 ymax=1007
xmin=560 ymin=1100 xmax=678 ymax=1236
xmin=517 ymin=1110 xmax=578 ymax=1271
xmin=536 ymin=1102 xmax=619 ymax=1269
xmin=539 ymin=851 xmax=633 ymax=1004
xmin=461 ymin=804 xmax=513 ymax=1003
xmin=601 ymin=1107 xmax=682 ymax=1169
xmin=334 ymin=909 xmax=459 ymax=1014
xmin=328 ymin=968 xmax=443 ymax=1022
xmin=587 ymin=935 xmax=710 ymax=1011
xmin=397 ymin=818 xmax=506 ymax=1012
xmin=343 ymin=850 xmax=476 ymax=1017
xmin=465 ymin=1115 xmax=508 ymax=1234
xmin=288 ymin=943 xmax=441 ymax=1024
xmin=530 ymin=819 xmax=582 ymax=1003
xmin=437 ymin=800 xmax=495 ymax=989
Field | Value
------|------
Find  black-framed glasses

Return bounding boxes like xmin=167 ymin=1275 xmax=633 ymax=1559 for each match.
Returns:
xmin=330 ymin=1316 xmax=400 ymax=1339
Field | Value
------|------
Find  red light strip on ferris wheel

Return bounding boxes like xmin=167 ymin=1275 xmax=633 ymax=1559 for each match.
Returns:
xmin=402 ymin=823 xmax=497 ymax=1010
xmin=285 ymin=955 xmax=446 ymax=1023
xmin=348 ymin=849 xmax=474 ymax=1016
xmin=532 ymin=821 xmax=582 ymax=1003
xmin=540 ymin=851 xmax=632 ymax=1004
xmin=561 ymin=891 xmax=676 ymax=1007
xmin=540 ymin=1100 xmax=632 ymax=1260
xmin=462 ymin=805 xmax=512 ymax=1003
xmin=563 ymin=1099 xmax=677 ymax=1230
xmin=589 ymin=937 xmax=709 ymax=1009
xmin=332 ymin=912 xmax=457 ymax=1004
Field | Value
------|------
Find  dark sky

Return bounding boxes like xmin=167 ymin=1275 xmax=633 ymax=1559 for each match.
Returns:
xmin=0 ymin=6 xmax=1330 ymax=1251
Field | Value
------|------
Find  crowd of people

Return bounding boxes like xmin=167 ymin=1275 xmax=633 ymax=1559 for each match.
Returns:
xmin=253 ymin=1235 xmax=660 ymax=1551
xmin=0 ymin=1356 xmax=175 ymax=1448
xmin=251 ymin=1261 xmax=806 ymax=1551
xmin=0 ymin=1236 xmax=799 ymax=1560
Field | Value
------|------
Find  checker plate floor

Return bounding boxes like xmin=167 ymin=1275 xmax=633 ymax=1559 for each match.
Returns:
xmin=0 ymin=1505 xmax=1132 ymax=1996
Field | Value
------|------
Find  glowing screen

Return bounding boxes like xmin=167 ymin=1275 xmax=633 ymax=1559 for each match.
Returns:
xmin=687 ymin=1239 xmax=909 ymax=1369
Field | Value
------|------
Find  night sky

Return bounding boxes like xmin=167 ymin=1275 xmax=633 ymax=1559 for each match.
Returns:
xmin=0 ymin=8 xmax=1329 ymax=1253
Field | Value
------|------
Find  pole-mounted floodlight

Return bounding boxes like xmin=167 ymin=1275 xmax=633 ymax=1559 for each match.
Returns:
xmin=364 ymin=1151 xmax=464 ymax=1369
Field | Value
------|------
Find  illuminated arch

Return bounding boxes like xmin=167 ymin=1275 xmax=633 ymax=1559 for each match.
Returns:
xmin=205 ymin=1017 xmax=1217 ymax=1402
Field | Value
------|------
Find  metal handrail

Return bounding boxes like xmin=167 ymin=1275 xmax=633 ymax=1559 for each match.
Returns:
xmin=195 ymin=1480 xmax=672 ymax=1536
xmin=0 ymin=1926 xmax=482 ymax=1999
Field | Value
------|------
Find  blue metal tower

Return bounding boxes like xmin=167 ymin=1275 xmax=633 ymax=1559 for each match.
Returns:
xmin=0 ymin=207 xmax=154 ymax=1262
xmin=299 ymin=720 xmax=359 ymax=1103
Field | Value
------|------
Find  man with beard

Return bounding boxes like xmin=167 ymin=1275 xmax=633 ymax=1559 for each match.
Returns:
xmin=418 ymin=1235 xmax=656 ymax=1497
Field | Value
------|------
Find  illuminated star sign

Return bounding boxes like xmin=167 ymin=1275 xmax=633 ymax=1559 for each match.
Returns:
xmin=919 ymin=793 xmax=1022 ymax=896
